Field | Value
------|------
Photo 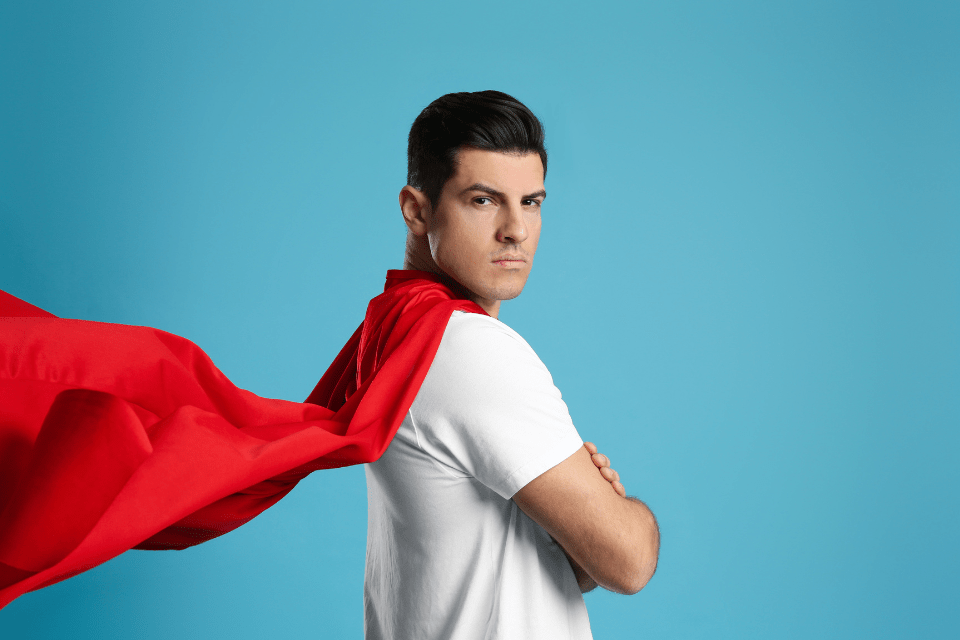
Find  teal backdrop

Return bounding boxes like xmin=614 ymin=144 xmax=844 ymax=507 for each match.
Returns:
xmin=1 ymin=1 xmax=958 ymax=638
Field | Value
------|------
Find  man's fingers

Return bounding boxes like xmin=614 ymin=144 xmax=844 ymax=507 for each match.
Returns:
xmin=599 ymin=466 xmax=620 ymax=483
xmin=585 ymin=444 xmax=627 ymax=496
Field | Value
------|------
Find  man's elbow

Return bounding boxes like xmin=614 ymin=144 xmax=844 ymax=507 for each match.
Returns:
xmin=600 ymin=545 xmax=658 ymax=595
xmin=620 ymin=551 xmax=659 ymax=595
xmin=598 ymin=505 xmax=660 ymax=595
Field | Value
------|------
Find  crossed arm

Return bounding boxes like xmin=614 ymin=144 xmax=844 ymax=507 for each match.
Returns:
xmin=513 ymin=442 xmax=660 ymax=595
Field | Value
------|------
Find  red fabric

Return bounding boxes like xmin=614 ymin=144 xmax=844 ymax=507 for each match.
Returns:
xmin=0 ymin=272 xmax=484 ymax=609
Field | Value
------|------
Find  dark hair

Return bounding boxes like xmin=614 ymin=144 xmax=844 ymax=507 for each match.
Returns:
xmin=407 ymin=90 xmax=547 ymax=207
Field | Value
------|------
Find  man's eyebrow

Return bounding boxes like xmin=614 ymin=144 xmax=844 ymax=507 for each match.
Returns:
xmin=461 ymin=183 xmax=547 ymax=200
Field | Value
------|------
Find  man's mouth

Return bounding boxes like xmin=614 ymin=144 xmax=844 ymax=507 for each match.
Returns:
xmin=492 ymin=255 xmax=527 ymax=266
xmin=492 ymin=254 xmax=526 ymax=262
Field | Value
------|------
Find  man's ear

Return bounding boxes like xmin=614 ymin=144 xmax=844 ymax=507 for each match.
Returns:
xmin=400 ymin=185 xmax=431 ymax=236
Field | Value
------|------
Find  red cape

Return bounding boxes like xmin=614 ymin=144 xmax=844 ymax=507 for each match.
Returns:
xmin=0 ymin=271 xmax=484 ymax=609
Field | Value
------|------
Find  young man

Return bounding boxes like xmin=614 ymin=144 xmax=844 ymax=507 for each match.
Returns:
xmin=363 ymin=91 xmax=660 ymax=638
xmin=0 ymin=91 xmax=657 ymax=632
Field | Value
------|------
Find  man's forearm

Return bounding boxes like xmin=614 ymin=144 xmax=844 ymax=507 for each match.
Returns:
xmin=515 ymin=445 xmax=661 ymax=595
xmin=561 ymin=544 xmax=599 ymax=593
xmin=557 ymin=495 xmax=658 ymax=594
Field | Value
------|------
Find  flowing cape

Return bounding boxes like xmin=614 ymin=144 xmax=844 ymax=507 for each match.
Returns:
xmin=0 ymin=270 xmax=484 ymax=609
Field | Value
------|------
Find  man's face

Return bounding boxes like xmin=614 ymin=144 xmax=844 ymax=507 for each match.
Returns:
xmin=426 ymin=148 xmax=545 ymax=315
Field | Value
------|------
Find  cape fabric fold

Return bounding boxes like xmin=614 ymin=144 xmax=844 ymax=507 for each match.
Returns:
xmin=0 ymin=271 xmax=484 ymax=609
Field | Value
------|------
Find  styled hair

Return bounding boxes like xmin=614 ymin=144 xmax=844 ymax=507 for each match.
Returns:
xmin=407 ymin=90 xmax=547 ymax=207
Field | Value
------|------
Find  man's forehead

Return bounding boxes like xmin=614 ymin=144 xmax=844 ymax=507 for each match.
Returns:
xmin=450 ymin=148 xmax=545 ymax=188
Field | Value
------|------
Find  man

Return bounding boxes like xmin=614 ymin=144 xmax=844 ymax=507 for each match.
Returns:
xmin=0 ymin=91 xmax=658 ymax=632
xmin=363 ymin=91 xmax=659 ymax=638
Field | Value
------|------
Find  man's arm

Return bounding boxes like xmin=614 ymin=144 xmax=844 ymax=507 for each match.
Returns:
xmin=513 ymin=445 xmax=660 ymax=595
xmin=560 ymin=541 xmax=599 ymax=593
xmin=558 ymin=442 xmax=620 ymax=593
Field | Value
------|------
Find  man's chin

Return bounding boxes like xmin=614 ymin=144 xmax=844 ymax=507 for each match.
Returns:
xmin=443 ymin=271 xmax=529 ymax=306
xmin=480 ymin=282 xmax=526 ymax=303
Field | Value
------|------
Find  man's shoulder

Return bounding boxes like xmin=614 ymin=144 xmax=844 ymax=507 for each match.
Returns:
xmin=421 ymin=310 xmax=555 ymax=408
xmin=440 ymin=310 xmax=535 ymax=360
xmin=412 ymin=310 xmax=580 ymax=501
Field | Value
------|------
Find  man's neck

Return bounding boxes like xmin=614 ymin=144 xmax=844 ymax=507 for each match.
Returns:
xmin=401 ymin=254 xmax=501 ymax=319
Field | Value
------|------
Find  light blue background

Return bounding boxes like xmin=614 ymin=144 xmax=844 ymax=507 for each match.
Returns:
xmin=2 ymin=1 xmax=958 ymax=638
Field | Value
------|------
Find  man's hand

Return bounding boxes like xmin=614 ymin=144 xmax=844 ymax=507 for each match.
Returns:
xmin=584 ymin=441 xmax=626 ymax=498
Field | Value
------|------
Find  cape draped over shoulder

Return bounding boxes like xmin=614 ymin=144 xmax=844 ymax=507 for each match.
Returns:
xmin=0 ymin=270 xmax=484 ymax=609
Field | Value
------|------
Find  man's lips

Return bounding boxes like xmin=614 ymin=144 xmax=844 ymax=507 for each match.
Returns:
xmin=491 ymin=255 xmax=527 ymax=266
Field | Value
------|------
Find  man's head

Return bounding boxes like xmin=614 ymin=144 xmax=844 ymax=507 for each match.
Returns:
xmin=406 ymin=90 xmax=547 ymax=209
xmin=401 ymin=91 xmax=547 ymax=318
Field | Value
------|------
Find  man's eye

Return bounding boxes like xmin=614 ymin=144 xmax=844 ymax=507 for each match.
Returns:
xmin=474 ymin=197 xmax=492 ymax=205
xmin=523 ymin=200 xmax=542 ymax=207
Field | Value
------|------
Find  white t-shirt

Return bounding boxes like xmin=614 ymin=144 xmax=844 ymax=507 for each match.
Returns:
xmin=364 ymin=311 xmax=592 ymax=640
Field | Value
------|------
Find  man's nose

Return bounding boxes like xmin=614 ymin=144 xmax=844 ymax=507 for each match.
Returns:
xmin=496 ymin=206 xmax=527 ymax=244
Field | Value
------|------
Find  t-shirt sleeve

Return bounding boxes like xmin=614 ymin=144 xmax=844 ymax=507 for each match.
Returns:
xmin=408 ymin=311 xmax=584 ymax=499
